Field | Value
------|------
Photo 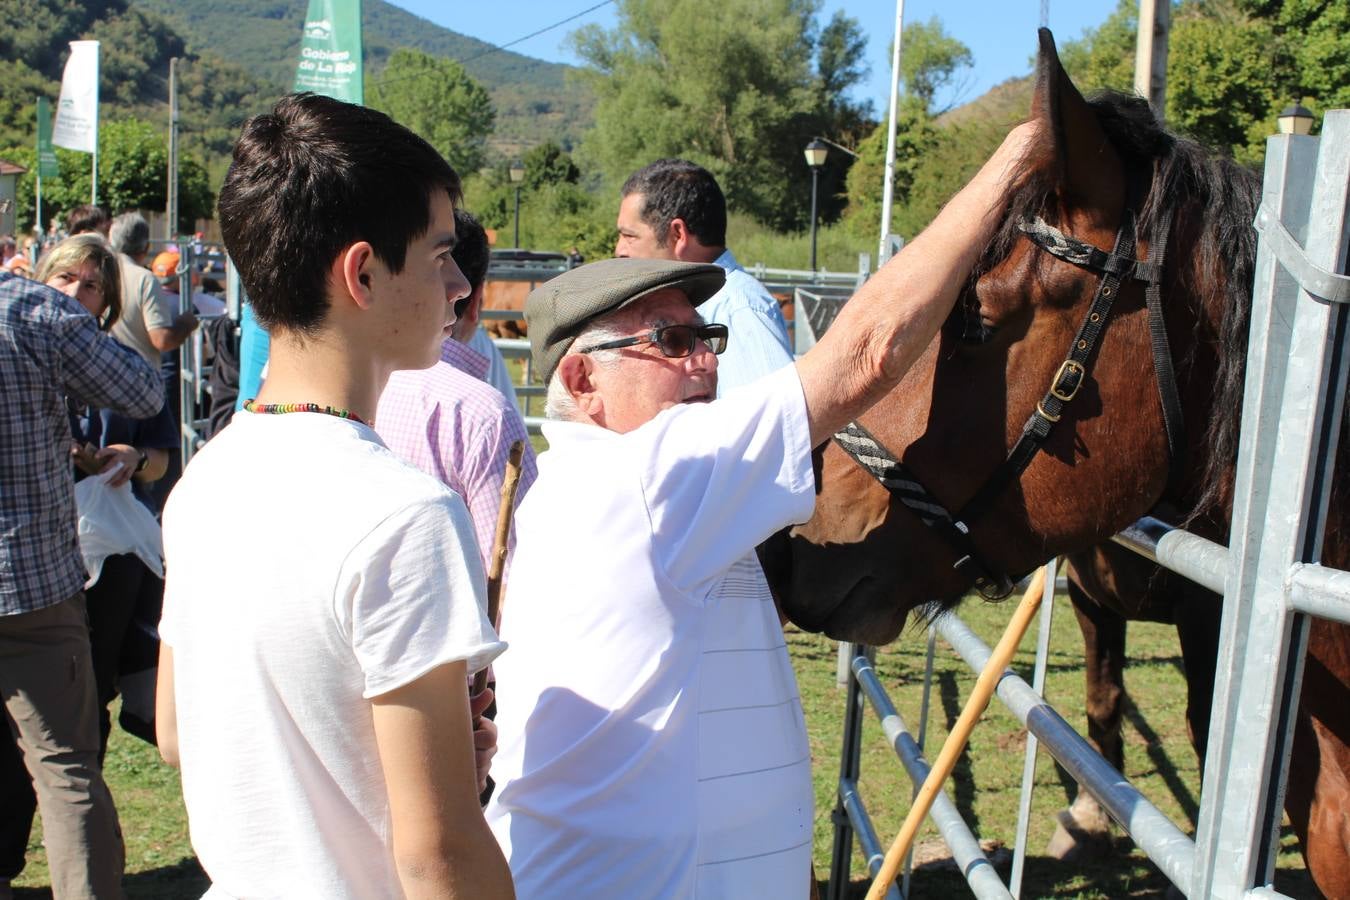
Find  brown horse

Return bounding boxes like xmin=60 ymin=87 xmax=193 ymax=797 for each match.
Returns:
xmin=758 ymin=30 xmax=1350 ymax=897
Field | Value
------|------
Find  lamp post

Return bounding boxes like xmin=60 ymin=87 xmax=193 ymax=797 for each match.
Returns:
xmin=509 ymin=160 xmax=525 ymax=248
xmin=1277 ymin=102 xmax=1315 ymax=135
xmin=803 ymin=139 xmax=828 ymax=272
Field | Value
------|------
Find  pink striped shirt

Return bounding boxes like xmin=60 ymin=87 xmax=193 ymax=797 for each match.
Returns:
xmin=377 ymin=352 xmax=536 ymax=572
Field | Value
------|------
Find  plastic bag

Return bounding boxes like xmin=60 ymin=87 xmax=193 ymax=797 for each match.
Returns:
xmin=75 ymin=468 xmax=165 ymax=587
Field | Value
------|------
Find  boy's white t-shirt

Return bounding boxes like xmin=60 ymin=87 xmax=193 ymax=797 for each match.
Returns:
xmin=159 ymin=411 xmax=504 ymax=900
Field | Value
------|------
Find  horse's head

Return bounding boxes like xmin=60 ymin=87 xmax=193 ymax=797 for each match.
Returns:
xmin=761 ymin=30 xmax=1254 ymax=644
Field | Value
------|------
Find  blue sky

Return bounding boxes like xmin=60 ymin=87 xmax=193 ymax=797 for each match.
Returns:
xmin=388 ymin=0 xmax=1123 ymax=112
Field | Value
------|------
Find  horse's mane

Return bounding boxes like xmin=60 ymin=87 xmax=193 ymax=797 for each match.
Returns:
xmin=976 ymin=91 xmax=1262 ymax=523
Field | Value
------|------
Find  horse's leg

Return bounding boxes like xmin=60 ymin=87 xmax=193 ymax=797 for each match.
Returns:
xmin=1046 ymin=565 xmax=1124 ymax=861
xmin=1284 ymin=619 xmax=1350 ymax=900
xmin=1172 ymin=582 xmax=1221 ymax=767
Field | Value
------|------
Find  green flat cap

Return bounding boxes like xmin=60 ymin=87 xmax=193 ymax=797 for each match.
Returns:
xmin=526 ymin=257 xmax=725 ymax=384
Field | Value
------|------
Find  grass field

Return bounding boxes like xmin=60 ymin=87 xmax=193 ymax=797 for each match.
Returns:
xmin=11 ymin=591 xmax=1317 ymax=898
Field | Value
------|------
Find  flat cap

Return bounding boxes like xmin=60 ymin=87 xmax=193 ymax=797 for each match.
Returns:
xmin=526 ymin=257 xmax=725 ymax=384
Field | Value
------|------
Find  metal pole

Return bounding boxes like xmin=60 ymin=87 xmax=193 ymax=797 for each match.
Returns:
xmin=809 ymin=167 xmax=820 ymax=272
xmin=867 ymin=569 xmax=1048 ymax=900
xmin=1010 ymin=557 xmax=1057 ymax=898
xmin=513 ymin=185 xmax=521 ymax=248
xmin=90 ymin=53 xmax=99 ymax=206
xmin=167 ymin=57 xmax=179 ymax=238
xmin=878 ymin=0 xmax=905 ymax=264
xmin=827 ymin=642 xmax=866 ymax=900
xmin=1133 ymin=0 xmax=1170 ymax=121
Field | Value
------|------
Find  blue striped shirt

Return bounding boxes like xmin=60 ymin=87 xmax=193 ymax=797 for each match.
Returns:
xmin=0 ymin=272 xmax=163 ymax=615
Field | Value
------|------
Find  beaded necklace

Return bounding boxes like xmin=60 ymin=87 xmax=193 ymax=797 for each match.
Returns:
xmin=243 ymin=399 xmax=371 ymax=427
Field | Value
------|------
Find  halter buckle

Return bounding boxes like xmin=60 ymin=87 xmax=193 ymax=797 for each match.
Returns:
xmin=1050 ymin=360 xmax=1086 ymax=402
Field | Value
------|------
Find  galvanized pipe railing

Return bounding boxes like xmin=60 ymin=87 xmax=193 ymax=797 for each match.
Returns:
xmin=851 ymin=655 xmax=1012 ymax=899
xmin=933 ymin=613 xmax=1199 ymax=892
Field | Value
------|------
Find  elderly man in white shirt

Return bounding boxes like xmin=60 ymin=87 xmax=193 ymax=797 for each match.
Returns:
xmin=486 ymin=121 xmax=1037 ymax=899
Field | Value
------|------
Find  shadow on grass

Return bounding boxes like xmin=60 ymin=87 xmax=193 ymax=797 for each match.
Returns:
xmin=818 ymin=821 xmax=1321 ymax=899
xmin=1122 ymin=696 xmax=1199 ymax=826
xmin=13 ymin=857 xmax=208 ymax=900
xmin=818 ymin=842 xmax=1180 ymax=899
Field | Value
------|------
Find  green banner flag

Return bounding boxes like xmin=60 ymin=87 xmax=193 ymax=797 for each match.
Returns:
xmin=293 ymin=0 xmax=363 ymax=104
xmin=36 ymin=96 xmax=59 ymax=178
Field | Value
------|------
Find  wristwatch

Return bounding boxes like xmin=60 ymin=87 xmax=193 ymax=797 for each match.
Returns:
xmin=134 ymin=448 xmax=149 ymax=474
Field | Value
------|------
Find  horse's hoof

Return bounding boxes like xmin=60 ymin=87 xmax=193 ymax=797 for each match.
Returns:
xmin=1045 ymin=803 xmax=1114 ymax=862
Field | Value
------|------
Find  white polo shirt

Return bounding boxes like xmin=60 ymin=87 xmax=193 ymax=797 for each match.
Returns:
xmin=486 ymin=364 xmax=816 ymax=898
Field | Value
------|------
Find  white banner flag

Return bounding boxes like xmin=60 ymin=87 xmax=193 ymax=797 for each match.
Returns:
xmin=53 ymin=40 xmax=99 ymax=154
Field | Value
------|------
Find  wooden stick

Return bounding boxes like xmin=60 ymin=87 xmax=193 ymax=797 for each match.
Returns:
xmin=472 ymin=440 xmax=525 ymax=698
xmin=865 ymin=566 xmax=1049 ymax=900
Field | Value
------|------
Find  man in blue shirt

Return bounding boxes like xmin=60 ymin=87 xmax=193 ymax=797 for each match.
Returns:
xmin=615 ymin=159 xmax=793 ymax=394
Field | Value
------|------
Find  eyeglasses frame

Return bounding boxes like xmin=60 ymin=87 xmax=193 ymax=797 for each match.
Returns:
xmin=576 ymin=322 xmax=729 ymax=359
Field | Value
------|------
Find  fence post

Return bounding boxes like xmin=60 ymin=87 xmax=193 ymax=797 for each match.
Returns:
xmin=828 ymin=643 xmax=866 ymax=900
xmin=1194 ymin=113 xmax=1350 ymax=898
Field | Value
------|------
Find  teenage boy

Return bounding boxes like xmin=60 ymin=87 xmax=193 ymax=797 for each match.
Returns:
xmin=155 ymin=93 xmax=514 ymax=900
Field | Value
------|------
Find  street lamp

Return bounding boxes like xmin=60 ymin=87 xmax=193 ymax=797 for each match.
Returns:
xmin=1277 ymin=102 xmax=1315 ymax=136
xmin=509 ymin=160 xmax=525 ymax=248
xmin=803 ymin=139 xmax=828 ymax=272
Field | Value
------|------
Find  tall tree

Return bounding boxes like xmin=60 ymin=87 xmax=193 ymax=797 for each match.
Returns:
xmin=3 ymin=117 xmax=214 ymax=233
xmin=368 ymin=48 xmax=495 ymax=176
xmin=521 ymin=141 xmax=580 ymax=191
xmin=816 ymin=10 xmax=871 ymax=143
xmin=571 ymin=0 xmax=869 ymax=231
xmin=843 ymin=19 xmax=975 ymax=239
xmin=1058 ymin=0 xmax=1346 ymax=163
xmin=898 ymin=18 xmax=975 ymax=115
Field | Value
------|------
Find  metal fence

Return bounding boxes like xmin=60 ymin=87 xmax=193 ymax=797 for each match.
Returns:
xmin=826 ymin=113 xmax=1349 ymax=899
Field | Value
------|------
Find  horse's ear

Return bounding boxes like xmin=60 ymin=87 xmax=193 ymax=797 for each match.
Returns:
xmin=1031 ymin=28 xmax=1123 ymax=217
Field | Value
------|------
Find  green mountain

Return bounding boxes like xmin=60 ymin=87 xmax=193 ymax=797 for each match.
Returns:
xmin=131 ymin=0 xmax=594 ymax=158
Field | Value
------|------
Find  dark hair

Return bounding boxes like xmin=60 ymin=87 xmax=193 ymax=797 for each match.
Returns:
xmin=451 ymin=209 xmax=489 ymax=320
xmin=621 ymin=159 xmax=726 ymax=248
xmin=217 ymin=93 xmax=462 ymax=334
xmin=452 ymin=209 xmax=489 ymax=291
xmin=66 ymin=204 xmax=109 ymax=236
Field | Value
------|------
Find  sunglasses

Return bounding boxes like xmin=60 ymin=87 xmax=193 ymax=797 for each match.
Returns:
xmin=578 ymin=323 xmax=729 ymax=358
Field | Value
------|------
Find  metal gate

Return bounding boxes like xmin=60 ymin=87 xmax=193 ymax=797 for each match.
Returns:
xmin=827 ymin=113 xmax=1350 ymax=899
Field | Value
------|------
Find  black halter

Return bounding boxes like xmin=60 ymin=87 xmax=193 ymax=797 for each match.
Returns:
xmin=832 ymin=202 xmax=1184 ymax=600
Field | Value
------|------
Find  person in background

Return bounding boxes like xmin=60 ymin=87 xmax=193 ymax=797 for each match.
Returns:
xmin=110 ymin=215 xmax=198 ymax=514
xmin=0 ymin=237 xmax=163 ymax=899
xmin=1 ymin=235 xmax=178 ymax=892
xmin=616 ymin=158 xmax=794 ymax=394
xmin=0 ymin=237 xmax=15 ymax=267
xmin=378 ymin=209 xmax=537 ymax=573
xmin=433 ymin=211 xmax=521 ymax=409
xmin=66 ymin=204 xmax=111 ymax=239
xmin=108 ymin=213 xmax=197 ymax=369
xmin=39 ymin=236 xmax=176 ymax=739
xmin=2 ymin=255 xmax=32 ymax=278
xmin=155 ymin=92 xmax=513 ymax=900
xmin=152 ymin=250 xmax=226 ymax=317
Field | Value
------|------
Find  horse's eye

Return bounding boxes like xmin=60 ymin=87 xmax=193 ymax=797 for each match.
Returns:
xmin=960 ymin=318 xmax=999 ymax=345
xmin=953 ymin=292 xmax=998 ymax=346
